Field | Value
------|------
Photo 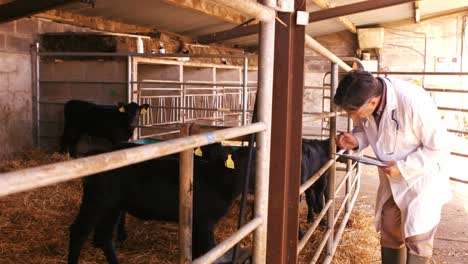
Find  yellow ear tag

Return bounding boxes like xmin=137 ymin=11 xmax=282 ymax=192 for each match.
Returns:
xmin=118 ymin=106 xmax=125 ymax=113
xmin=140 ymin=108 xmax=148 ymax=114
xmin=225 ymin=154 xmax=235 ymax=169
xmin=194 ymin=147 xmax=203 ymax=157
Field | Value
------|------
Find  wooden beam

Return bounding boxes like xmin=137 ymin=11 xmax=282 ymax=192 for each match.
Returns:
xmin=309 ymin=0 xmax=415 ymax=23
xmin=161 ymin=0 xmax=248 ymax=25
xmin=197 ymin=0 xmax=415 ymax=44
xmin=0 ymin=0 xmax=78 ymax=23
xmin=197 ymin=24 xmax=259 ymax=44
xmin=311 ymin=0 xmax=356 ymax=33
xmin=414 ymin=1 xmax=421 ymax=23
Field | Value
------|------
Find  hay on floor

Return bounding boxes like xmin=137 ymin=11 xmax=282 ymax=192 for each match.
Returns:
xmin=0 ymin=148 xmax=379 ymax=263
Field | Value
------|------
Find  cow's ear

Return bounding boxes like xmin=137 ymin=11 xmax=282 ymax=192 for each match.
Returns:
xmin=140 ymin=104 xmax=150 ymax=114
xmin=117 ymin=102 xmax=126 ymax=113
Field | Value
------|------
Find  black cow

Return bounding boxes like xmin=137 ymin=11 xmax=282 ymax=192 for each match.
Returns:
xmin=68 ymin=144 xmax=252 ymax=264
xmin=60 ymin=100 xmax=149 ymax=157
xmin=301 ymin=138 xmax=331 ymax=224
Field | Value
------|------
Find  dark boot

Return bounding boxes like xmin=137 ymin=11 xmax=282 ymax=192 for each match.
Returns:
xmin=407 ymin=253 xmax=431 ymax=264
xmin=382 ymin=247 xmax=407 ymax=264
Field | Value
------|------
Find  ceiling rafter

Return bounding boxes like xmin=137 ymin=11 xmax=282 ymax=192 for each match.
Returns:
xmin=310 ymin=0 xmax=356 ymax=33
xmin=196 ymin=0 xmax=415 ymax=44
xmin=0 ymin=0 xmax=78 ymax=23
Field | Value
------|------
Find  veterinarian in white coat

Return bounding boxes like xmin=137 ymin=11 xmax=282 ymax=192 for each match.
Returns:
xmin=333 ymin=71 xmax=451 ymax=264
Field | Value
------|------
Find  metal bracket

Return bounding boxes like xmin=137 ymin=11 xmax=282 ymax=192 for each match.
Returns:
xmin=296 ymin=11 xmax=309 ymax=26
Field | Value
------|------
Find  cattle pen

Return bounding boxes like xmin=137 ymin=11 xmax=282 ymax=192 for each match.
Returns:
xmin=1 ymin=0 xmax=468 ymax=263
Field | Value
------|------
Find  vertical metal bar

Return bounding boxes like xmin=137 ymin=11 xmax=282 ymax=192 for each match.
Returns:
xmin=345 ymin=116 xmax=353 ymax=212
xmin=242 ymin=57 xmax=249 ymax=125
xmin=34 ymin=42 xmax=40 ymax=148
xmin=253 ymin=0 xmax=275 ymax=262
xmin=327 ymin=62 xmax=338 ymax=257
xmin=180 ymin=64 xmax=185 ymax=124
xmin=127 ymin=56 xmax=132 ymax=103
xmin=267 ymin=0 xmax=305 ymax=261
xmin=137 ymin=83 xmax=142 ymax=140
xmin=179 ymin=124 xmax=193 ymax=263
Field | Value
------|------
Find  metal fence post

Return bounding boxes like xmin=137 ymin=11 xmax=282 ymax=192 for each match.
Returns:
xmin=327 ymin=62 xmax=338 ymax=257
xmin=242 ymin=57 xmax=248 ymax=125
xmin=179 ymin=124 xmax=193 ymax=263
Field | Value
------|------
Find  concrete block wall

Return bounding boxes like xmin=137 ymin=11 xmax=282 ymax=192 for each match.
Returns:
xmin=380 ymin=13 xmax=468 ymax=142
xmin=39 ymin=60 xmax=127 ymax=150
xmin=0 ymin=18 xmax=95 ymax=157
xmin=303 ymin=30 xmax=357 ymax=137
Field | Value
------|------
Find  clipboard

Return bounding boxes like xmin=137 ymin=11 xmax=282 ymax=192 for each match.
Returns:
xmin=335 ymin=153 xmax=389 ymax=167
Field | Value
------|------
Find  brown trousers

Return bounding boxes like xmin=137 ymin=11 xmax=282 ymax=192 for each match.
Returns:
xmin=380 ymin=196 xmax=437 ymax=257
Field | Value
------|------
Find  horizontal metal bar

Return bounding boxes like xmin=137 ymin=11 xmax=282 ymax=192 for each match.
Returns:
xmin=0 ymin=123 xmax=266 ymax=197
xmin=40 ymin=80 xmax=128 ymax=85
xmin=297 ymin=199 xmax=333 ymax=253
xmin=447 ymin=129 xmax=468 ymax=135
xmin=38 ymin=51 xmax=256 ymax=59
xmin=304 ymin=86 xmax=326 ymax=90
xmin=426 ymin=88 xmax=468 ymax=93
xmin=300 ymin=159 xmax=334 ymax=195
xmin=192 ymin=217 xmax=262 ymax=264
xmin=305 ymin=35 xmax=352 ymax=72
xmin=439 ymin=107 xmax=468 ymax=113
xmin=450 ymin=177 xmax=468 ymax=184
xmin=137 ymin=131 xmax=179 ymax=138
xmin=372 ymin=71 xmax=468 ymax=75
xmin=451 ymin=151 xmax=468 ymax=158
xmin=302 ymin=111 xmax=347 ymax=124
xmin=309 ymin=229 xmax=332 ymax=264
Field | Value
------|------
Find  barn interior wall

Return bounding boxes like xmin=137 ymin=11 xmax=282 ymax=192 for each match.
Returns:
xmin=39 ymin=60 xmax=127 ymax=150
xmin=303 ymin=30 xmax=358 ymax=137
xmin=0 ymin=18 xmax=99 ymax=157
xmin=379 ymin=12 xmax=468 ymax=156
xmin=0 ymin=10 xmax=247 ymax=157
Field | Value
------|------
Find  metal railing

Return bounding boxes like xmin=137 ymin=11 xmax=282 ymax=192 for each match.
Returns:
xmin=12 ymin=2 xmax=276 ymax=261
xmin=297 ymin=62 xmax=362 ymax=264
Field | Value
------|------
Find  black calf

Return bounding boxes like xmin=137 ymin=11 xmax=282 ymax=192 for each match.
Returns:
xmin=68 ymin=144 xmax=251 ymax=264
xmin=60 ymin=100 xmax=149 ymax=157
xmin=301 ymin=138 xmax=331 ymax=224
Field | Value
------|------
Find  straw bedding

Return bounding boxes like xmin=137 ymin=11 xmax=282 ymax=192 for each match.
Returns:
xmin=0 ymin=148 xmax=379 ymax=263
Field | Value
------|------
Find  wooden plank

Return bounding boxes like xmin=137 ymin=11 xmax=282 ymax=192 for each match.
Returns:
xmin=266 ymin=0 xmax=306 ymax=262
xmin=197 ymin=24 xmax=259 ymax=44
xmin=311 ymin=0 xmax=356 ymax=33
xmin=161 ymin=0 xmax=248 ymax=25
xmin=0 ymin=0 xmax=77 ymax=23
xmin=309 ymin=0 xmax=415 ymax=23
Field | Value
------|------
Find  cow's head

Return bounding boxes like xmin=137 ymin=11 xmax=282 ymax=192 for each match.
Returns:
xmin=117 ymin=102 xmax=150 ymax=127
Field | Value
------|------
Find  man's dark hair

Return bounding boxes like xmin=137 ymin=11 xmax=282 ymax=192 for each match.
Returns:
xmin=333 ymin=70 xmax=382 ymax=111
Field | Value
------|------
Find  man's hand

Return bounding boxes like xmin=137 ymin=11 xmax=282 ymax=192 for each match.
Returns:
xmin=336 ymin=132 xmax=359 ymax=150
xmin=380 ymin=161 xmax=401 ymax=177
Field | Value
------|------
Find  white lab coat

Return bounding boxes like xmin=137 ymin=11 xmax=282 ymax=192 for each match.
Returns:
xmin=353 ymin=77 xmax=452 ymax=238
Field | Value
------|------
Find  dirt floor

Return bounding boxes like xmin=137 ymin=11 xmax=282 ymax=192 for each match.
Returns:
xmin=0 ymin=149 xmax=382 ymax=263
